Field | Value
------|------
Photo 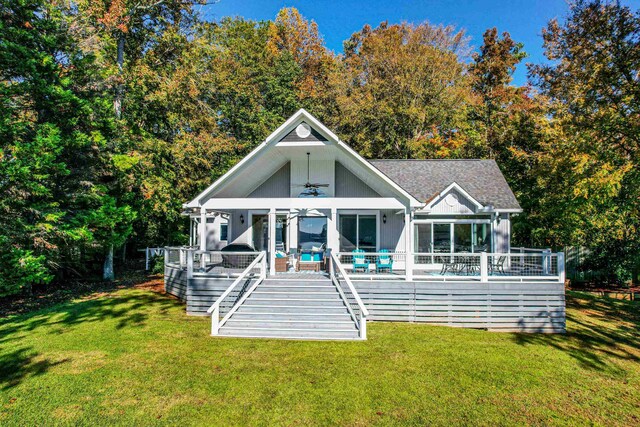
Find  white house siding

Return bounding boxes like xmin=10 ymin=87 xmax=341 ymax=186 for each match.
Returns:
xmin=334 ymin=161 xmax=381 ymax=197
xmin=494 ymin=213 xmax=511 ymax=253
xmin=228 ymin=209 xmax=249 ymax=245
xmin=205 ymin=215 xmax=228 ymax=250
xmin=428 ymin=188 xmax=477 ymax=214
xmin=248 ymin=162 xmax=290 ymax=198
xmin=380 ymin=209 xmax=405 ymax=251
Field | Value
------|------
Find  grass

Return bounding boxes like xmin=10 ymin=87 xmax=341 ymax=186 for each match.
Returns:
xmin=0 ymin=278 xmax=638 ymax=426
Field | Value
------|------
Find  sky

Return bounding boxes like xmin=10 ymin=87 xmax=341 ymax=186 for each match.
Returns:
xmin=201 ymin=0 xmax=640 ymax=86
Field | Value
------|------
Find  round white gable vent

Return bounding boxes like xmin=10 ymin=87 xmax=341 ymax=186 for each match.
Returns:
xmin=295 ymin=123 xmax=312 ymax=138
xmin=445 ymin=192 xmax=459 ymax=206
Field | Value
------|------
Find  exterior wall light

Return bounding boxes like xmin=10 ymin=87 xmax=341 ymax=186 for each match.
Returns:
xmin=240 ymin=214 xmax=244 ymax=224
xmin=382 ymin=214 xmax=387 ymax=224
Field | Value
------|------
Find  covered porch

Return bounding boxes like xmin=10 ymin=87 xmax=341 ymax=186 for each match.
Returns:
xmin=185 ymin=196 xmax=413 ymax=277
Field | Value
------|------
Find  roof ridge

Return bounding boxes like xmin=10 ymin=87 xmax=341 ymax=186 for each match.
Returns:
xmin=368 ymin=159 xmax=491 ymax=162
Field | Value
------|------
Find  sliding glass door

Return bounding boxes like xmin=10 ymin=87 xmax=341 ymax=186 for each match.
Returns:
xmin=298 ymin=216 xmax=327 ymax=251
xmin=339 ymin=214 xmax=377 ymax=252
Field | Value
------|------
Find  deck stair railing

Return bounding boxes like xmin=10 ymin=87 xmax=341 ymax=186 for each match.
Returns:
xmin=329 ymin=252 xmax=369 ymax=339
xmin=207 ymin=251 xmax=267 ymax=335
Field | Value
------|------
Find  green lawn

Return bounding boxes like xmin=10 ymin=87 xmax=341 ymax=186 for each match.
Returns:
xmin=0 ymin=281 xmax=638 ymax=426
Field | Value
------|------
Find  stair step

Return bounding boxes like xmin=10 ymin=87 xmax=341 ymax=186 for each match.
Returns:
xmin=218 ymin=327 xmax=361 ymax=340
xmin=258 ymin=285 xmax=336 ymax=292
xmin=231 ymin=312 xmax=352 ymax=320
xmin=245 ymin=298 xmax=346 ymax=306
xmin=238 ymin=305 xmax=350 ymax=314
xmin=251 ymin=291 xmax=339 ymax=298
xmin=223 ymin=320 xmax=357 ymax=330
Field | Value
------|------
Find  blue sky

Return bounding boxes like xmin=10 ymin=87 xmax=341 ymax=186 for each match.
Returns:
xmin=201 ymin=0 xmax=640 ymax=86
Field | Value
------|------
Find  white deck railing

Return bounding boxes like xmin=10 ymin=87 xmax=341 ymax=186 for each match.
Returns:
xmin=329 ymin=252 xmax=369 ymax=339
xmin=165 ymin=247 xmax=564 ymax=284
xmin=336 ymin=250 xmax=565 ymax=283
xmin=207 ymin=251 xmax=267 ymax=335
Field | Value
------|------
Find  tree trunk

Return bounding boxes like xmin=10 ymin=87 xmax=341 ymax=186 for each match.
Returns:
xmin=103 ymin=244 xmax=115 ymax=281
xmin=114 ymin=33 xmax=125 ymax=118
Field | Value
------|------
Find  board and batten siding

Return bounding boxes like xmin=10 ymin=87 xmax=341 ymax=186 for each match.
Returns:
xmin=380 ymin=209 xmax=406 ymax=252
xmin=291 ymin=157 xmax=335 ymax=197
xmin=229 ymin=209 xmax=249 ymax=245
xmin=429 ymin=188 xmax=477 ymax=214
xmin=353 ymin=280 xmax=565 ymax=333
xmin=494 ymin=213 xmax=510 ymax=253
xmin=248 ymin=162 xmax=290 ymax=198
xmin=334 ymin=161 xmax=381 ymax=197
xmin=205 ymin=215 xmax=228 ymax=250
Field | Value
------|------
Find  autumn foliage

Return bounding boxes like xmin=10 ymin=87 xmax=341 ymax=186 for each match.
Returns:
xmin=1 ymin=0 xmax=639 ymax=294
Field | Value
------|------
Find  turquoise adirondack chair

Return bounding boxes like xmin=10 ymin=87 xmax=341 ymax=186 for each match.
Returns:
xmin=376 ymin=249 xmax=393 ymax=273
xmin=352 ymin=249 xmax=369 ymax=273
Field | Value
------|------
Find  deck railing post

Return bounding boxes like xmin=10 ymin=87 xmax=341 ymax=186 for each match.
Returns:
xmin=179 ymin=248 xmax=185 ymax=268
xmin=542 ymin=249 xmax=550 ymax=275
xmin=360 ymin=312 xmax=367 ymax=340
xmin=480 ymin=252 xmax=489 ymax=282
xmin=187 ymin=249 xmax=194 ymax=280
xmin=558 ymin=252 xmax=565 ymax=284
xmin=163 ymin=247 xmax=168 ymax=272
xmin=211 ymin=306 xmax=220 ymax=335
xmin=261 ymin=251 xmax=267 ymax=278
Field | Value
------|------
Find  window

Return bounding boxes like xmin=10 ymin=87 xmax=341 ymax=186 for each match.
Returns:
xmin=433 ymin=224 xmax=451 ymax=253
xmin=339 ymin=214 xmax=377 ymax=252
xmin=220 ymin=222 xmax=228 ymax=241
xmin=453 ymin=224 xmax=472 ymax=252
xmin=298 ymin=216 xmax=327 ymax=251
xmin=414 ymin=222 xmax=492 ymax=255
xmin=414 ymin=224 xmax=432 ymax=253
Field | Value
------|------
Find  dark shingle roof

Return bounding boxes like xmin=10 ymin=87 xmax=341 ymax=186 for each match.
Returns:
xmin=368 ymin=159 xmax=521 ymax=210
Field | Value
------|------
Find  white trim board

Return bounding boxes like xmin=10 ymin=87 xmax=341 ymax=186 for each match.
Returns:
xmin=202 ymin=197 xmax=406 ymax=210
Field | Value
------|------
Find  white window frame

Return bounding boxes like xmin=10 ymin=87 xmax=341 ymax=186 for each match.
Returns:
xmin=337 ymin=210 xmax=380 ymax=252
xmin=413 ymin=218 xmax=493 ymax=254
xmin=219 ymin=219 xmax=228 ymax=242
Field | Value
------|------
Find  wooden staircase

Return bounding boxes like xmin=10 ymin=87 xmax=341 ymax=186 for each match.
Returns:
xmin=217 ymin=277 xmax=361 ymax=340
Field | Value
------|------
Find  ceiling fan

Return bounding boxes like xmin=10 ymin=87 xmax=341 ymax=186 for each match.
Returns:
xmin=294 ymin=153 xmax=329 ymax=196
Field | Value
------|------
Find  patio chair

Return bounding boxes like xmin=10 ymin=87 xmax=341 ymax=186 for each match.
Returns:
xmin=352 ymin=249 xmax=370 ymax=273
xmin=461 ymin=255 xmax=480 ymax=275
xmin=376 ymin=249 xmax=393 ymax=273
xmin=438 ymin=255 xmax=458 ymax=275
xmin=489 ymin=255 xmax=507 ymax=275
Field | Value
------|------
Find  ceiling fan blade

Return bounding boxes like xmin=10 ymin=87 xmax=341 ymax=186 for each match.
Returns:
xmin=309 ymin=183 xmax=330 ymax=187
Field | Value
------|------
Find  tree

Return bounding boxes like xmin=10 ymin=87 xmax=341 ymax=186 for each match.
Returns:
xmin=0 ymin=0 xmax=127 ymax=292
xmin=328 ymin=21 xmax=473 ymax=159
xmin=468 ymin=28 xmax=527 ymax=159
xmin=529 ymin=0 xmax=640 ymax=282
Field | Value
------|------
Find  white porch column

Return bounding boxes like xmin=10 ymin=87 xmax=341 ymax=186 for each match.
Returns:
xmin=199 ymin=208 xmax=207 ymax=251
xmin=405 ymin=209 xmax=413 ymax=281
xmin=269 ymin=207 xmax=276 ymax=276
xmin=328 ymin=207 xmax=338 ymax=252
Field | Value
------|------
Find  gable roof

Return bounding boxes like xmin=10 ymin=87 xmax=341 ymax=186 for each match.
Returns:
xmin=368 ymin=159 xmax=522 ymax=211
xmin=185 ymin=109 xmax=422 ymax=208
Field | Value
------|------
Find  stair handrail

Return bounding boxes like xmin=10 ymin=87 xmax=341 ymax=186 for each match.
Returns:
xmin=329 ymin=252 xmax=369 ymax=339
xmin=207 ymin=251 xmax=266 ymax=335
